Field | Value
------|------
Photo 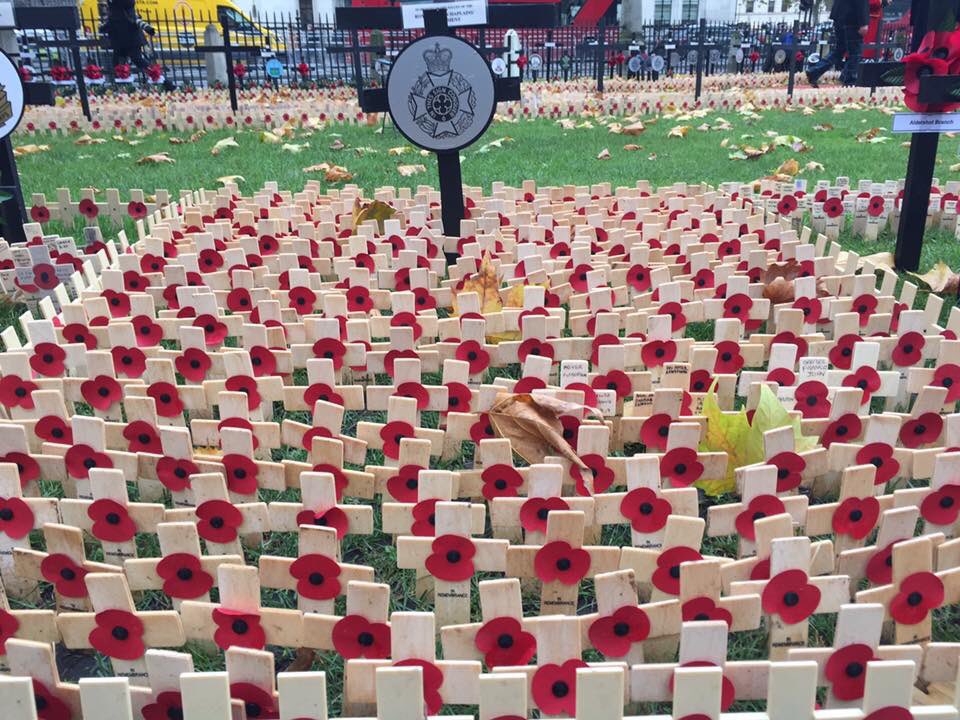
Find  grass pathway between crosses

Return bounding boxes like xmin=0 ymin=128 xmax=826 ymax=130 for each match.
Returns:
xmin=7 ymin=105 xmax=960 ymax=714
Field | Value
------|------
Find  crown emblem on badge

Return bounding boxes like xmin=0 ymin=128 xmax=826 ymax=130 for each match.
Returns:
xmin=423 ymin=43 xmax=453 ymax=74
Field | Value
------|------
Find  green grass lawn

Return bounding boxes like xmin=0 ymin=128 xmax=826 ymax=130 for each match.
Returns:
xmin=11 ymin=105 xmax=960 ymax=714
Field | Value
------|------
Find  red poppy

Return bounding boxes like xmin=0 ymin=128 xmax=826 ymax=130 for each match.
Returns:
xmin=474 ymin=616 xmax=536 ymax=668
xmin=88 ymin=608 xmax=145 ymax=660
xmin=40 ymin=553 xmax=88 ymax=598
xmin=532 ymin=659 xmax=588 ymax=716
xmin=311 ymin=463 xmax=349 ymax=501
xmin=229 ymin=683 xmax=276 ymax=720
xmin=156 ymin=553 xmax=213 ymax=599
xmin=196 ymin=500 xmax=243 ymax=543
xmin=481 ymin=464 xmax=523 ymax=500
xmin=519 ymin=496 xmax=569 ymax=534
xmin=64 ymin=444 xmax=113 ymax=479
xmin=768 ymin=451 xmax=806 ymax=493
xmin=823 ymin=197 xmax=844 ymax=218
xmin=145 ymin=382 xmax=184 ymax=418
xmin=642 ymin=340 xmax=677 ymax=368
xmin=856 ymin=443 xmax=900 ymax=485
xmin=248 ymin=346 xmax=277 ymax=378
xmin=225 ymin=375 xmax=262 ymax=411
xmin=176 ymin=347 xmax=212 ymax=383
xmin=651 ymin=546 xmax=703 ymax=595
xmin=30 ymin=343 xmax=66 ymax=377
xmin=620 ymin=487 xmax=671 ymax=533
xmin=384 ymin=349 xmax=419 ymax=378
xmin=346 ymin=285 xmax=372 ymax=313
xmin=289 ymin=553 xmax=342 ymax=600
xmin=900 ymin=412 xmax=943 ymax=448
xmin=682 ymin=596 xmax=733 ymax=627
xmin=821 ymin=413 xmax=863 ymax=448
xmin=571 ymin=453 xmax=615 ymax=496
xmin=714 ymin=341 xmax=744 ymax=374
xmin=142 ymin=692 xmax=184 ymax=720
xmin=794 ymin=381 xmax=830 ymax=419
xmin=304 ymin=382 xmax=344 ymax=408
xmin=32 ymin=679 xmax=72 ymax=720
xmin=30 ymin=205 xmax=51 ymax=223
xmin=101 ymin=290 xmax=130 ymax=317
xmin=735 ymin=495 xmax=787 ymax=541
xmin=889 ymin=571 xmax=944 ymax=625
xmin=851 ymin=294 xmax=878 ymax=326
xmin=589 ymin=605 xmax=650 ymax=657
xmin=111 ymin=346 xmax=146 ymax=379
xmin=226 ymin=287 xmax=252 ymax=313
xmin=862 ymin=707 xmax=914 ymax=720
xmin=1 ymin=452 xmax=39 ymax=487
xmin=392 ymin=658 xmax=444 ymax=714
xmin=288 ymin=286 xmax=317 ymax=315
xmin=842 ymin=366 xmax=882 ymax=404
xmin=792 ymin=297 xmax=822 ymax=325
xmin=0 ymin=496 xmax=33 ymax=539
xmin=660 ymin=447 xmax=703 ymax=487
xmin=127 ymin=200 xmax=148 ymax=219
xmin=832 ymin=496 xmax=880 ymax=540
xmin=0 ymin=375 xmax=38 ymax=410
xmin=123 ymin=271 xmax=149 ymax=293
xmin=62 ymin=323 xmax=97 ymax=350
xmin=35 ymin=415 xmax=72 ymax=445
xmin=193 ymin=314 xmax=228 ymax=346
xmin=395 ymin=381 xmax=428 ymax=411
xmin=332 ymin=614 xmax=391 ymax=659
xmin=830 ymin=334 xmax=862 ymax=370
xmin=688 ymin=369 xmax=713 ymax=394
xmin=627 ymin=264 xmax=651 ymax=292
xmin=222 ymin=454 xmax=259 ymax=496
xmin=454 ymin=340 xmax=490 ymax=375
xmin=380 ymin=420 xmax=415 ymax=460
xmin=296 ymin=505 xmax=350 ymax=538
xmin=534 ymin=540 xmax=590 ymax=585
xmin=412 ymin=287 xmax=436 ymax=312
xmin=88 ymin=498 xmax=137 ymax=542
xmin=213 ymin=607 xmax=266 ymax=650
xmin=123 ymin=420 xmax=161 ymax=453
xmin=892 ymin=332 xmax=925 ymax=368
xmin=591 ymin=370 xmax=632 ymax=400
xmin=932 ymin=363 xmax=960 ymax=403
xmin=312 ymin=338 xmax=346 ymax=370
xmin=864 ymin=538 xmax=900 ymax=585
xmin=518 ymin=338 xmax=555 ymax=363
xmin=723 ymin=293 xmax=753 ymax=322
xmin=640 ymin=413 xmax=673 ymax=451
xmin=425 ymin=534 xmax=476 ymax=582
xmin=762 ymin=569 xmax=820 ymax=624
xmin=80 ymin=375 xmax=122 ymax=412
xmin=777 ymin=195 xmax=798 ymax=215
xmin=825 ymin=643 xmax=875 ymax=700
xmin=921 ymin=483 xmax=960 ymax=526
xmin=659 ymin=302 xmax=687 ymax=332
xmin=443 ymin=381 xmax=471 ymax=414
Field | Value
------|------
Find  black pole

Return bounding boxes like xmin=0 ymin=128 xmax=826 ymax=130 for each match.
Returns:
xmin=69 ymin=28 xmax=91 ymax=121
xmin=694 ymin=18 xmax=705 ymax=102
xmin=222 ymin=18 xmax=238 ymax=113
xmin=437 ymin=151 xmax=463 ymax=243
xmin=787 ymin=19 xmax=798 ymax=98
xmin=597 ymin=16 xmax=605 ymax=93
xmin=546 ymin=29 xmax=553 ymax=80
xmin=892 ymin=0 xmax=937 ymax=271
xmin=350 ymin=28 xmax=364 ymax=97
xmin=0 ymin=138 xmax=27 ymax=244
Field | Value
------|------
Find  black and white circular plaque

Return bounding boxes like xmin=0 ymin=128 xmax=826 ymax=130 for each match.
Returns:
xmin=386 ymin=34 xmax=496 ymax=153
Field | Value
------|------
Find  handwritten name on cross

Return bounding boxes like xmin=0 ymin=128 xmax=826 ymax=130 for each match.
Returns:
xmin=358 ymin=9 xmax=520 ymax=252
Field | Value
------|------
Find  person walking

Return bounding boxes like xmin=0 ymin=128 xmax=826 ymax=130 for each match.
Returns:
xmin=102 ymin=0 xmax=155 ymax=74
xmin=805 ymin=0 xmax=869 ymax=87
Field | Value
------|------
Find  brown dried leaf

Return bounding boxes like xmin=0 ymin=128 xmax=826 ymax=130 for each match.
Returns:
xmin=776 ymin=158 xmax=800 ymax=177
xmin=763 ymin=276 xmax=794 ymax=304
xmin=13 ymin=144 xmax=49 ymax=156
xmin=396 ymin=163 xmax=426 ymax=177
xmin=622 ymin=120 xmax=646 ymax=136
xmin=911 ymin=262 xmax=960 ymax=295
xmin=136 ymin=152 xmax=175 ymax=165
xmin=324 ymin=165 xmax=353 ymax=183
xmin=597 ymin=148 xmax=611 ymax=160
xmin=286 ymin=647 xmax=316 ymax=672
xmin=489 ymin=394 xmax=590 ymax=472
xmin=329 ymin=138 xmax=345 ymax=150
xmin=623 ymin=143 xmax=642 ymax=151
xmin=763 ymin=259 xmax=804 ymax=284
xmin=351 ymin=198 xmax=395 ymax=232
xmin=453 ymin=252 xmax=502 ymax=315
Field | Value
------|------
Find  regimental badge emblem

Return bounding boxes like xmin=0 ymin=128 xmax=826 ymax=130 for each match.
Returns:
xmin=407 ymin=43 xmax=477 ymax=140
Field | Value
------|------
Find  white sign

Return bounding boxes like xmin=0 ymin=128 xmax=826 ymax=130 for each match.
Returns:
xmin=387 ymin=34 xmax=496 ymax=152
xmin=0 ymin=50 xmax=24 ymax=141
xmin=892 ymin=112 xmax=960 ymax=134
xmin=490 ymin=57 xmax=506 ymax=76
xmin=528 ymin=53 xmax=542 ymax=71
xmin=650 ymin=54 xmax=665 ymax=73
xmin=400 ymin=0 xmax=487 ymax=29
xmin=628 ymin=55 xmax=643 ymax=73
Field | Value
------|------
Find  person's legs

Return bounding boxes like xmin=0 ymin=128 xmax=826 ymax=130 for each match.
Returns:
xmin=807 ymin=21 xmax=845 ymax=84
xmin=840 ymin=25 xmax=863 ymax=85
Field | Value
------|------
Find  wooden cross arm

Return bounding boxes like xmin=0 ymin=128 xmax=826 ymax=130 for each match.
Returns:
xmin=3 ymin=609 xmax=59 ymax=646
xmin=920 ymin=642 xmax=960 ymax=684
xmin=267 ymin=501 xmax=374 ymax=534
xmin=179 ymin=601 xmax=304 ymax=647
xmin=13 ymin=547 xmax=120 ymax=580
xmin=361 ymin=76 xmax=520 ymax=115
xmin=382 ymin=502 xmax=486 ymax=535
xmin=59 ymin=499 xmax=167 ymax=535
xmin=123 ymin=555 xmax=243 ymax=591
xmin=397 ymin=536 xmax=509 ymax=572
xmin=345 ymin=658 xmax=483 ymax=705
xmin=259 ymin=557 xmax=374 ymax=592
xmin=282 ymin=461 xmax=376 ymax=498
xmin=56 ymin=611 xmax=185 ymax=649
xmin=629 ymin=660 xmax=770 ymax=703
xmin=579 ymin=599 xmax=682 ymax=649
xmin=506 ymin=545 xmax=621 ymax=579
xmin=789 ymin=644 xmax=925 ymax=682
xmin=730 ymin=575 xmax=851 ymax=614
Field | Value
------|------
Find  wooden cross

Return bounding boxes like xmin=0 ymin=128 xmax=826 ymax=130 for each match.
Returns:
xmin=506 ymin=509 xmax=620 ymax=615
xmin=268 ymin=469 xmax=374 ymax=539
xmin=729 ymin=536 xmax=850 ymax=658
xmin=179 ymin=564 xmax=303 ymax=652
xmin=0 ymin=575 xmax=57 ymax=674
xmin=397 ymin=500 xmax=508 ymax=626
xmin=55 ymin=572 xmax=185 ymax=685
xmin=837 ymin=506 xmax=921 ymax=593
xmin=805 ymin=465 xmax=892 ymax=557
xmin=856 ymin=535 xmax=960 ymax=644
xmin=281 ymin=398 xmax=368 ymax=466
xmin=895 ymin=451 xmax=960 ymax=540
xmin=284 ymin=434 xmax=375 ymax=502
xmin=4 ymin=638 xmax=81 ymax=719
xmin=13 ymin=522 xmax=119 ymax=611
xmin=356 ymin=396 xmax=445 ymax=465
xmin=342 ymin=611 xmax=482 ymax=716
xmin=0 ymin=462 xmax=58 ymax=600
xmin=58 ymin=468 xmax=165 ymax=567
xmin=383 ymin=469 xmax=486 ymax=539
xmin=123 ymin=521 xmax=243 ymax=610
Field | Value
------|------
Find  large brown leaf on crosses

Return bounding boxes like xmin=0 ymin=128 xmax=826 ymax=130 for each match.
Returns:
xmin=351 ymin=198 xmax=396 ymax=233
xmin=452 ymin=252 xmax=502 ymax=316
xmin=489 ymin=393 xmax=599 ymax=473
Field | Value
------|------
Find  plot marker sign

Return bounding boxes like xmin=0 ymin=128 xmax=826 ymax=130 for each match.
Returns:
xmin=359 ymin=8 xmax=520 ymax=252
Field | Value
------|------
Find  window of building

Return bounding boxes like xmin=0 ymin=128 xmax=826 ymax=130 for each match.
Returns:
xmin=781 ymin=0 xmax=790 ymax=10
xmin=654 ymin=0 xmax=671 ymax=22
xmin=681 ymin=0 xmax=699 ymax=21
xmin=767 ymin=0 xmax=775 ymax=11
xmin=745 ymin=0 xmax=754 ymax=12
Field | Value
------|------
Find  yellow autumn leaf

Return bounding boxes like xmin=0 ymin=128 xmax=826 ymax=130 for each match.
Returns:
xmin=805 ymin=160 xmax=825 ymax=172
xmin=622 ymin=120 xmax=645 ymax=135
xmin=136 ymin=152 xmax=175 ymax=165
xmin=503 ymin=283 xmax=526 ymax=307
xmin=325 ymin=166 xmax=353 ymax=183
xmin=776 ymin=158 xmax=800 ymax=177
xmin=260 ymin=131 xmax=282 ymax=144
xmin=74 ymin=134 xmax=105 ymax=146
xmin=13 ymin=144 xmax=49 ymax=156
xmin=211 ymin=137 xmax=239 ymax=156
xmin=397 ymin=164 xmax=426 ymax=177
xmin=623 ymin=143 xmax=642 ymax=151
xmin=911 ymin=261 xmax=960 ymax=294
xmin=388 ymin=145 xmax=411 ymax=156
xmin=351 ymin=199 xmax=395 ymax=232
xmin=696 ymin=381 xmax=751 ymax=496
xmin=668 ymin=125 xmax=690 ymax=138
xmin=453 ymin=252 xmax=502 ymax=315
xmin=281 ymin=143 xmax=310 ymax=154
xmin=486 ymin=330 xmax=522 ymax=344
xmin=217 ymin=175 xmax=244 ymax=185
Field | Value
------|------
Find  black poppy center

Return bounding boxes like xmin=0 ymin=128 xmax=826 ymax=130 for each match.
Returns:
xmin=721 ymin=352 xmax=732 ymax=362
xmin=806 ymin=396 xmax=818 ymax=407
xmin=849 ymin=509 xmax=864 ymax=522
xmin=655 ymin=348 xmax=665 ymax=358
xmin=907 ymin=591 xmax=924 ymax=606
xmin=449 ymin=396 xmax=459 ymax=407
xmin=836 ymin=426 xmax=849 ymax=437
xmin=675 ymin=463 xmax=687 ymax=475
xmin=83 ymin=458 xmax=96 ymax=469
xmin=658 ymin=425 xmax=669 ymax=437
xmin=35 ymin=697 xmax=47 ymax=711
xmin=122 ymin=355 xmax=133 ymax=365
xmin=870 ymin=457 xmax=883 ymax=468
xmin=446 ymin=550 xmax=462 ymax=563
xmin=324 ymin=351 xmax=334 ymax=359
xmin=52 ymin=427 xmax=64 ymax=439
xmin=175 ymin=467 xmax=188 ymax=479
xmin=0 ymin=508 xmax=11 ymax=521
xmin=98 ymin=387 xmax=110 ymax=398
xmin=234 ymin=469 xmax=247 ymax=480
xmin=245 ymin=702 xmax=262 ymax=718
xmin=783 ymin=591 xmax=800 ymax=607
xmin=556 ymin=558 xmax=571 ymax=571
xmin=537 ymin=507 xmax=550 ymax=520
xmin=138 ymin=433 xmax=150 ymax=445
xmin=231 ymin=619 xmax=249 ymax=634
xmin=551 ymin=681 xmax=569 ymax=698
xmin=14 ymin=387 xmax=26 ymax=398
xmin=613 ymin=622 xmax=630 ymax=637
xmin=842 ymin=347 xmax=852 ymax=357
xmin=903 ymin=344 xmax=914 ymax=354
xmin=60 ymin=567 xmax=76 ymax=580
xmin=495 ymin=479 xmax=507 ymax=490
xmin=857 ymin=380 xmax=868 ymax=390
xmin=915 ymin=424 xmax=927 ymax=435
xmin=308 ymin=572 xmax=325 ymax=585
xmin=358 ymin=631 xmax=374 ymax=646
xmin=105 ymin=512 xmax=121 ymax=525
xmin=111 ymin=626 xmax=129 ymax=641
xmin=639 ymin=502 xmax=653 ymax=515
xmin=777 ymin=467 xmax=790 ymax=480
xmin=166 ymin=706 xmax=183 ymax=720
xmin=159 ymin=394 xmax=172 ymax=404
xmin=42 ymin=353 xmax=54 ymax=364
xmin=846 ymin=662 xmax=864 ymax=678
xmin=669 ymin=565 xmax=681 ymax=579
xmin=140 ymin=325 xmax=151 ymax=335
xmin=497 ymin=633 xmax=514 ymax=649
xmin=176 ymin=567 xmax=193 ymax=581
xmin=695 ymin=612 xmax=709 ymax=620
xmin=210 ymin=517 xmax=225 ymax=529
xmin=941 ymin=495 xmax=955 ymax=509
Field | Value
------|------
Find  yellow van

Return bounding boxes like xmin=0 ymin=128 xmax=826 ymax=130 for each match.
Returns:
xmin=78 ymin=0 xmax=285 ymax=53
